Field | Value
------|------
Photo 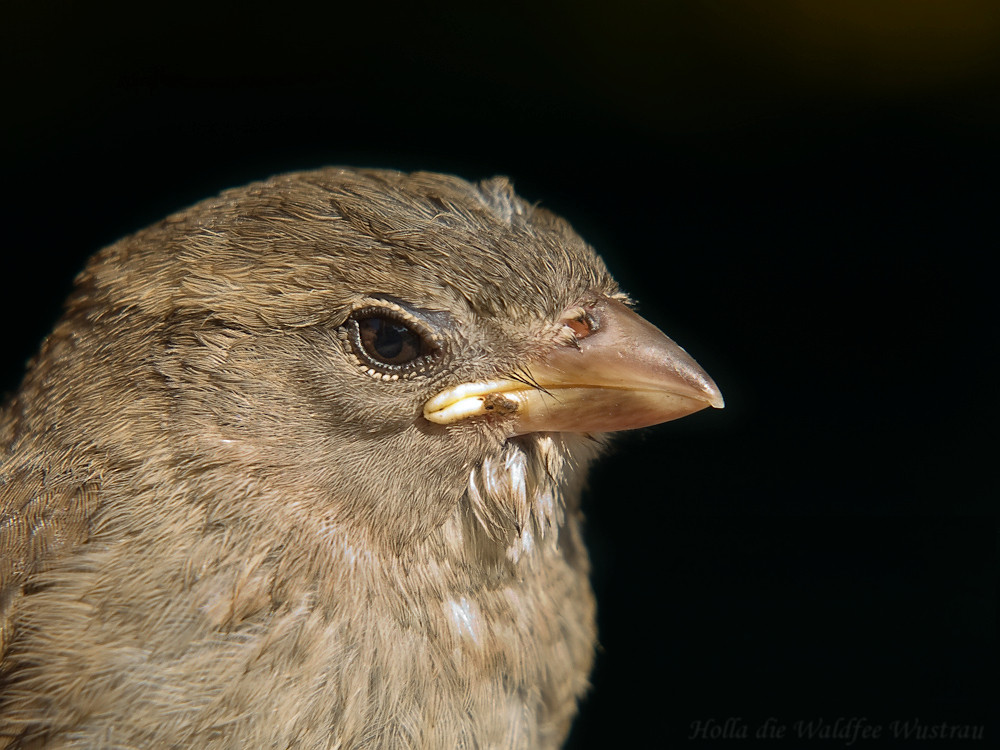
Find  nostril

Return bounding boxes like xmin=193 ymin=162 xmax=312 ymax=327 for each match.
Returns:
xmin=563 ymin=317 xmax=591 ymax=339
xmin=559 ymin=305 xmax=597 ymax=340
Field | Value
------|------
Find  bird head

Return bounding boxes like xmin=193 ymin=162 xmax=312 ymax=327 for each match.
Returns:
xmin=37 ymin=168 xmax=721 ymax=564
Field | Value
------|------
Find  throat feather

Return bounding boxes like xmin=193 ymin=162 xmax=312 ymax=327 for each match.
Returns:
xmin=465 ymin=434 xmax=602 ymax=562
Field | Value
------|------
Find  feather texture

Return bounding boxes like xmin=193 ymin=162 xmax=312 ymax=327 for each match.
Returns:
xmin=0 ymin=168 xmax=718 ymax=749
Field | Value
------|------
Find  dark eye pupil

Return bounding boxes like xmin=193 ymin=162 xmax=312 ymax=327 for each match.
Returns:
xmin=358 ymin=316 xmax=421 ymax=365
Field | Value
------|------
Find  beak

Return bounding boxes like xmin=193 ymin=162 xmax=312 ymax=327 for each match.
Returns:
xmin=423 ymin=298 xmax=723 ymax=436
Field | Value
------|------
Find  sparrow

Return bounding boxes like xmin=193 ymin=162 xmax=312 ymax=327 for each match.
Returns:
xmin=0 ymin=168 xmax=722 ymax=749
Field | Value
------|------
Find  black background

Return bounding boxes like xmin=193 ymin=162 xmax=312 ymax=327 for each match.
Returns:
xmin=4 ymin=2 xmax=996 ymax=747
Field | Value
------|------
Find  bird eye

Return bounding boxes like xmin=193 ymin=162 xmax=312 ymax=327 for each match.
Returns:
xmin=358 ymin=316 xmax=420 ymax=365
xmin=345 ymin=306 xmax=440 ymax=378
